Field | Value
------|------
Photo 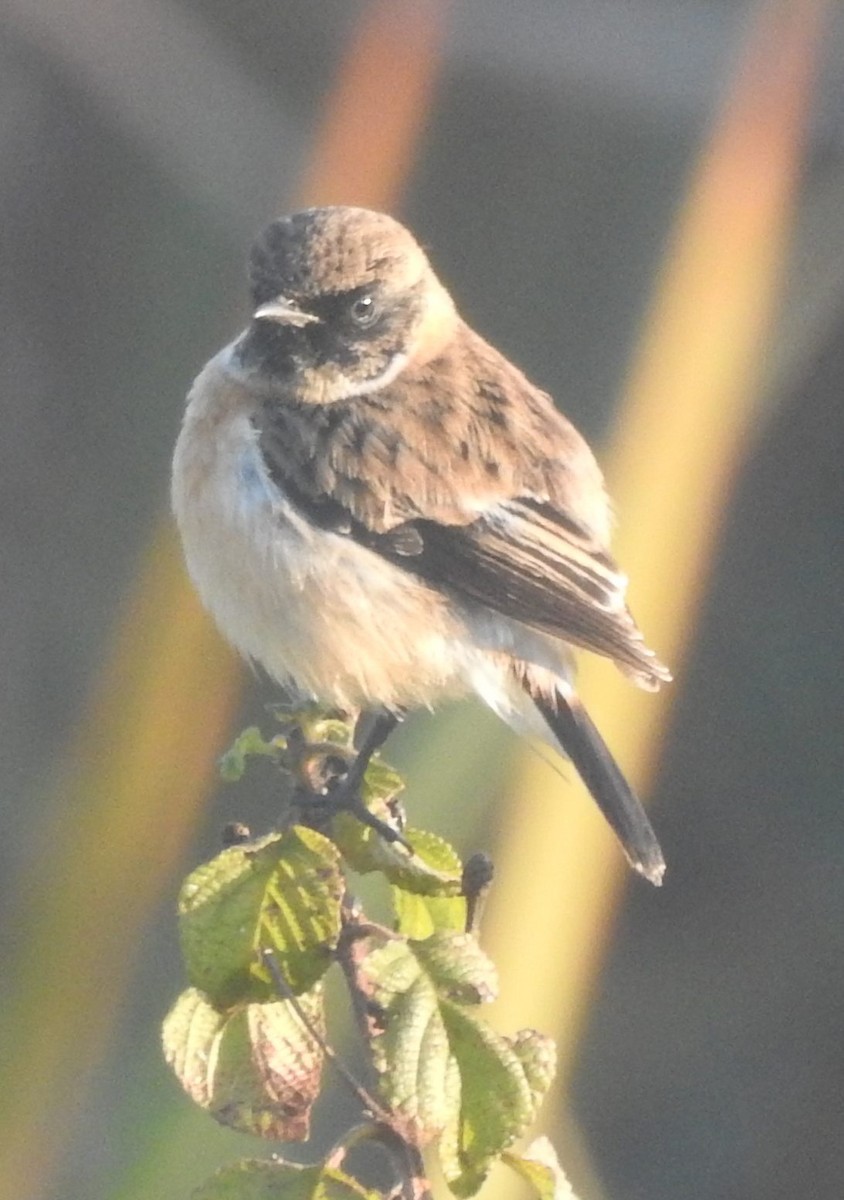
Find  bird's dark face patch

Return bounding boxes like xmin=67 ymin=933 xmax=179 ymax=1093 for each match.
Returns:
xmin=305 ymin=283 xmax=421 ymax=369
xmin=239 ymin=280 xmax=424 ymax=399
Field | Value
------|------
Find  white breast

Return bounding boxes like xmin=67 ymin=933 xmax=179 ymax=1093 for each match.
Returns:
xmin=171 ymin=348 xmax=483 ymax=712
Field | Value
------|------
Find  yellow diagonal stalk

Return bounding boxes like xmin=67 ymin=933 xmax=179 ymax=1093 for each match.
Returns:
xmin=482 ymin=0 xmax=827 ymax=1186
xmin=0 ymin=5 xmax=449 ymax=1200
xmin=0 ymin=532 xmax=241 ymax=1200
xmin=296 ymin=0 xmax=448 ymax=209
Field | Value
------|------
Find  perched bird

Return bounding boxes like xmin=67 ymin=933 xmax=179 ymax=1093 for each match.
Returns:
xmin=172 ymin=206 xmax=671 ymax=884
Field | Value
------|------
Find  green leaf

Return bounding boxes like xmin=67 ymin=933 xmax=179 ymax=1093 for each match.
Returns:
xmin=339 ymin=817 xmax=464 ymax=938
xmin=219 ymin=710 xmax=356 ymax=784
xmin=329 ymin=753 xmax=459 ymax=898
xmin=438 ymin=1005 xmax=542 ymax=1197
xmin=510 ymin=1029 xmax=557 ymax=1112
xmin=388 ymin=829 xmax=466 ymax=938
xmin=162 ymin=987 xmax=326 ymax=1141
xmin=502 ymin=1137 xmax=578 ymax=1200
xmin=413 ymin=933 xmax=498 ymax=1006
xmin=219 ymin=727 xmax=282 ymax=782
xmin=391 ymin=885 xmax=466 ymax=940
xmin=162 ymin=987 xmax=225 ymax=1110
xmin=358 ymin=937 xmax=460 ymax=1145
xmin=330 ymin=757 xmax=407 ymax=872
xmin=355 ymin=931 xmax=498 ymax=1148
xmin=387 ymin=828 xmax=465 ymax=896
xmin=179 ymin=827 xmax=343 ymax=1006
xmin=192 ymin=1158 xmax=380 ymax=1200
xmin=361 ymin=754 xmax=406 ymax=805
xmin=271 ymin=704 xmax=356 ymax=751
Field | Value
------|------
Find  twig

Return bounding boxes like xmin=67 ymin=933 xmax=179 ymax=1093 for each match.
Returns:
xmin=262 ymin=943 xmax=433 ymax=1200
xmin=334 ymin=899 xmax=434 ymax=1200
xmin=325 ymin=1122 xmax=432 ymax=1200
xmin=260 ymin=948 xmax=390 ymax=1124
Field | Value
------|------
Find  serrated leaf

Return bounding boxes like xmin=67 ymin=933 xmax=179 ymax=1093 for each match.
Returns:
xmin=438 ymin=1004 xmax=540 ymax=1197
xmin=284 ymin=707 xmax=355 ymax=749
xmin=330 ymin=810 xmax=400 ymax=874
xmin=510 ymin=1030 xmax=557 ymax=1111
xmin=386 ymin=822 xmax=469 ymax=941
xmin=192 ymin=1158 xmax=380 ymax=1200
xmin=339 ymin=816 xmax=463 ymax=903
xmin=502 ymin=1138 xmax=578 ymax=1200
xmin=210 ymin=994 xmax=326 ymax=1140
xmin=163 ymin=987 xmax=326 ymax=1141
xmin=413 ymin=933 xmax=498 ymax=1006
xmin=436 ymin=1022 xmax=556 ymax=1196
xmin=358 ymin=938 xmax=461 ymax=1145
xmin=361 ymin=754 xmax=405 ymax=805
xmin=179 ymin=828 xmax=343 ymax=1006
xmin=162 ymin=987 xmax=226 ymax=1109
xmin=386 ymin=828 xmax=464 ymax=897
xmin=354 ymin=931 xmax=497 ymax=1148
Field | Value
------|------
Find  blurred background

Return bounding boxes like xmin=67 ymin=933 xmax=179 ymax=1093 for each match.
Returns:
xmin=1 ymin=1 xmax=843 ymax=1198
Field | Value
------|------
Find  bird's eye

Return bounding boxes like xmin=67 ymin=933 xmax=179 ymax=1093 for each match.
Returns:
xmin=348 ymin=294 xmax=379 ymax=326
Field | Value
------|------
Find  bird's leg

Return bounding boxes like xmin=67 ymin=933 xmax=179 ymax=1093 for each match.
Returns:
xmin=325 ymin=709 xmax=409 ymax=847
xmin=350 ymin=709 xmax=403 ymax=778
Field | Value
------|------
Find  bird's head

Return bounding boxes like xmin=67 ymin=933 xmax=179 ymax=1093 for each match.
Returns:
xmin=238 ymin=206 xmax=458 ymax=403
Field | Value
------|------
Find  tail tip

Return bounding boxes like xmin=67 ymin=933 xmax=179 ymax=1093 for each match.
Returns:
xmin=634 ymin=854 xmax=666 ymax=887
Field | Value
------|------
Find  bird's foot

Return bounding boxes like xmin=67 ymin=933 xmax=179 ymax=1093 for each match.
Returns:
xmin=319 ymin=774 xmax=411 ymax=851
xmin=283 ymin=712 xmax=410 ymax=851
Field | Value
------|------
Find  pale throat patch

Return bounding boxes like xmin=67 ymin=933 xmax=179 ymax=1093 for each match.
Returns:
xmin=338 ymin=350 xmax=410 ymax=398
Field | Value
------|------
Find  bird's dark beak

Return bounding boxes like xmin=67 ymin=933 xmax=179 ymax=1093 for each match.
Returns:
xmin=253 ymin=296 xmax=320 ymax=327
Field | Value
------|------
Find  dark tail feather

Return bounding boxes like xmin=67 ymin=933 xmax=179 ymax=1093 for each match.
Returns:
xmin=528 ymin=683 xmax=665 ymax=885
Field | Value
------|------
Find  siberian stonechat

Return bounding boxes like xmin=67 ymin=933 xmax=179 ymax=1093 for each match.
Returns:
xmin=172 ymin=207 xmax=671 ymax=883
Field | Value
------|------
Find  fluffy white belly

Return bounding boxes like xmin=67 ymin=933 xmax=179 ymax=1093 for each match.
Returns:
xmin=172 ymin=380 xmax=476 ymax=711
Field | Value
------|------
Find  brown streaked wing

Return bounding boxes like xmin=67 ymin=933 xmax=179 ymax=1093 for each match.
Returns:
xmin=391 ymin=498 xmax=671 ymax=688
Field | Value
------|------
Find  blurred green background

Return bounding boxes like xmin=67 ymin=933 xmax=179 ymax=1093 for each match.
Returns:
xmin=1 ymin=2 xmax=844 ymax=1199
